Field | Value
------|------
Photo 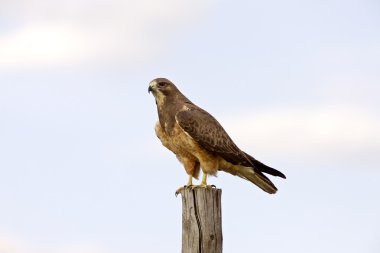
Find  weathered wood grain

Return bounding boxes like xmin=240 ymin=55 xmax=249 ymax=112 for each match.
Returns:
xmin=180 ymin=187 xmax=222 ymax=253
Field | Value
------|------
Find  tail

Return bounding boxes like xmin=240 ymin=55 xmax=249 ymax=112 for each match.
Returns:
xmin=221 ymin=163 xmax=279 ymax=194
xmin=238 ymin=166 xmax=278 ymax=194
xmin=219 ymin=152 xmax=285 ymax=194
xmin=243 ymin=152 xmax=286 ymax=179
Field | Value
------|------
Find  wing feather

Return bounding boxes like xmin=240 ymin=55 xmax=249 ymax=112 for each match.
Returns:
xmin=175 ymin=107 xmax=251 ymax=166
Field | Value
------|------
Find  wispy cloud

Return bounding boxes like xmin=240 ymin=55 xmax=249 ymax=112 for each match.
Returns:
xmin=222 ymin=105 xmax=380 ymax=159
xmin=0 ymin=0 xmax=213 ymax=69
xmin=0 ymin=233 xmax=105 ymax=253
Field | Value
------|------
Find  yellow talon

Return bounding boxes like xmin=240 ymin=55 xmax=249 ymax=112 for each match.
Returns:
xmin=188 ymin=173 xmax=216 ymax=189
xmin=175 ymin=173 xmax=216 ymax=196
xmin=189 ymin=184 xmax=207 ymax=190
xmin=175 ymin=175 xmax=193 ymax=196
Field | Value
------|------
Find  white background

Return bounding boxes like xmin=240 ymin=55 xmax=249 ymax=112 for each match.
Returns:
xmin=0 ymin=0 xmax=379 ymax=252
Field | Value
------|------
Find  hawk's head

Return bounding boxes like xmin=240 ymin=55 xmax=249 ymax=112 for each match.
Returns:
xmin=148 ymin=78 xmax=176 ymax=94
xmin=148 ymin=78 xmax=180 ymax=104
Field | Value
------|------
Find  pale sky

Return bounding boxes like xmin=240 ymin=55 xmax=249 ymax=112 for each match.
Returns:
xmin=0 ymin=0 xmax=379 ymax=252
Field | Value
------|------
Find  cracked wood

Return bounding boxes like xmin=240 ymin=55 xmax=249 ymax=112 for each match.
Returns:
xmin=180 ymin=188 xmax=223 ymax=253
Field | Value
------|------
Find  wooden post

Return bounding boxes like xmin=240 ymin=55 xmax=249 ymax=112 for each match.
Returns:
xmin=180 ymin=187 xmax=223 ymax=253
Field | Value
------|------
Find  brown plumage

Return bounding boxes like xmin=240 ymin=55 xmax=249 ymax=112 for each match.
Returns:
xmin=148 ymin=78 xmax=286 ymax=194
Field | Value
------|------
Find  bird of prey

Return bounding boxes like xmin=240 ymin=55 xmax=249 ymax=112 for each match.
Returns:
xmin=148 ymin=78 xmax=286 ymax=194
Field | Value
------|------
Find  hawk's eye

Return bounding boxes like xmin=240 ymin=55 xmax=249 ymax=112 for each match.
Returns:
xmin=158 ymin=82 xmax=166 ymax=87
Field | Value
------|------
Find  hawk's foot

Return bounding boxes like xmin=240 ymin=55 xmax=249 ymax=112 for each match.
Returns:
xmin=175 ymin=175 xmax=194 ymax=197
xmin=175 ymin=184 xmax=193 ymax=197
xmin=189 ymin=184 xmax=216 ymax=190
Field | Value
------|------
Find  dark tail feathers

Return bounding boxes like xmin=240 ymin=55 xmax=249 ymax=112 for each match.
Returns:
xmin=243 ymin=152 xmax=286 ymax=179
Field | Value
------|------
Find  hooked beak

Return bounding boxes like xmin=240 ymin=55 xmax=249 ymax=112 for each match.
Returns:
xmin=148 ymin=79 xmax=158 ymax=94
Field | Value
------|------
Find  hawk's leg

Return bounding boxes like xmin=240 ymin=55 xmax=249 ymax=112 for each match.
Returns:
xmin=175 ymin=175 xmax=193 ymax=196
xmin=190 ymin=172 xmax=216 ymax=189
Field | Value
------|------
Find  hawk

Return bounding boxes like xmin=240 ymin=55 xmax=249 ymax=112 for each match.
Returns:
xmin=148 ymin=78 xmax=286 ymax=194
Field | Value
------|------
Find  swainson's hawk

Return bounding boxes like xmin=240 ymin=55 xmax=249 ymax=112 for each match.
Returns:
xmin=148 ymin=78 xmax=286 ymax=194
